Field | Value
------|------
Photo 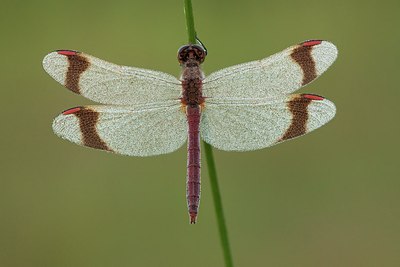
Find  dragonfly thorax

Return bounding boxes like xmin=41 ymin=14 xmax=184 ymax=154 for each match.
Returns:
xmin=181 ymin=74 xmax=204 ymax=106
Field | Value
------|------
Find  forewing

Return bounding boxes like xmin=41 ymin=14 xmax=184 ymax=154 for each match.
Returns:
xmin=43 ymin=50 xmax=181 ymax=105
xmin=200 ymin=94 xmax=335 ymax=151
xmin=203 ymin=40 xmax=337 ymax=100
xmin=53 ymin=101 xmax=187 ymax=156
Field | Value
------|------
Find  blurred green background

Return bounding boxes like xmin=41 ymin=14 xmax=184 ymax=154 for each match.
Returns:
xmin=1 ymin=0 xmax=399 ymax=266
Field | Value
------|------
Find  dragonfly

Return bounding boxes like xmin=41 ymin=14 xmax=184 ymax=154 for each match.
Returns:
xmin=43 ymin=39 xmax=337 ymax=224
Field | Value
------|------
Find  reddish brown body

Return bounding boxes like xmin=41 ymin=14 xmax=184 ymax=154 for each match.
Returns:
xmin=186 ymin=106 xmax=201 ymax=223
xmin=178 ymin=44 xmax=206 ymax=224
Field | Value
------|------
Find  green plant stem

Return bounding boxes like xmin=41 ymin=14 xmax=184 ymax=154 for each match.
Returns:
xmin=183 ymin=1 xmax=234 ymax=267
xmin=184 ymin=0 xmax=196 ymax=44
xmin=203 ymin=142 xmax=234 ymax=267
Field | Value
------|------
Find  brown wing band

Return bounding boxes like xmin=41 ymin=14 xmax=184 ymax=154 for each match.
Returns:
xmin=280 ymin=95 xmax=312 ymax=141
xmin=291 ymin=45 xmax=317 ymax=86
xmin=64 ymin=54 xmax=90 ymax=94
xmin=72 ymin=108 xmax=112 ymax=151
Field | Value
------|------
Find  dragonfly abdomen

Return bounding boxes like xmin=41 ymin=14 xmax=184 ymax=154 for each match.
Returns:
xmin=186 ymin=105 xmax=201 ymax=224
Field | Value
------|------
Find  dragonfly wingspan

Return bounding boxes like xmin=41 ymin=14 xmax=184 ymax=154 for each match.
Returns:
xmin=202 ymin=40 xmax=337 ymax=100
xmin=43 ymin=50 xmax=181 ymax=105
xmin=53 ymin=102 xmax=187 ymax=156
xmin=200 ymin=94 xmax=336 ymax=151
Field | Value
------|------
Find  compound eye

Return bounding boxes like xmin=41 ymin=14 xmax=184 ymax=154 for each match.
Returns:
xmin=192 ymin=45 xmax=206 ymax=62
xmin=177 ymin=45 xmax=188 ymax=55
xmin=177 ymin=45 xmax=190 ymax=63
xmin=197 ymin=50 xmax=204 ymax=57
xmin=193 ymin=45 xmax=204 ymax=54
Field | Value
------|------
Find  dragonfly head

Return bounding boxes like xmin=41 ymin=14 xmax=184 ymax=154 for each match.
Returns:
xmin=177 ymin=44 xmax=207 ymax=65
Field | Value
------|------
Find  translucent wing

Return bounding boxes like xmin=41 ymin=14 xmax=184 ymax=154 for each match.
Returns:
xmin=53 ymin=101 xmax=187 ymax=156
xmin=202 ymin=40 xmax=337 ymax=100
xmin=43 ymin=50 xmax=181 ymax=105
xmin=200 ymin=94 xmax=335 ymax=151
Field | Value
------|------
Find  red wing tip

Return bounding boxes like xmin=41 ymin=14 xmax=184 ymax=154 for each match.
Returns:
xmin=62 ymin=107 xmax=83 ymax=115
xmin=302 ymin=94 xmax=325 ymax=101
xmin=301 ymin=40 xmax=322 ymax=47
xmin=190 ymin=213 xmax=197 ymax=224
xmin=57 ymin=50 xmax=80 ymax=56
